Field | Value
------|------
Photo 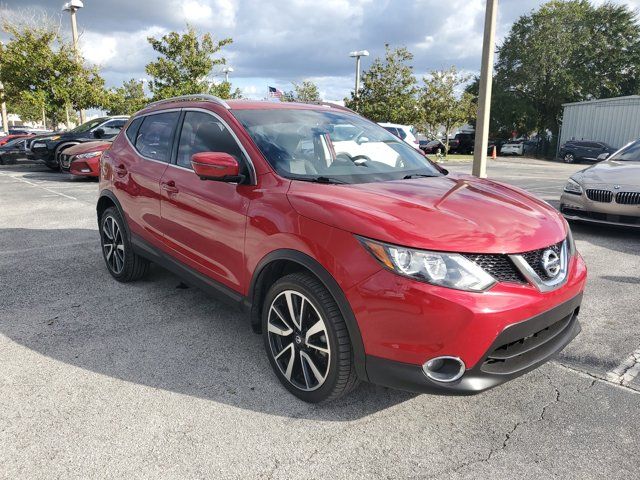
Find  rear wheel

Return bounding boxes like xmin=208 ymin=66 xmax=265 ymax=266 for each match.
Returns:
xmin=99 ymin=206 xmax=149 ymax=282
xmin=262 ymin=272 xmax=359 ymax=403
xmin=563 ymin=153 xmax=576 ymax=163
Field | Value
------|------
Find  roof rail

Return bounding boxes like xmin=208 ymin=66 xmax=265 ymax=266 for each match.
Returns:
xmin=302 ymin=101 xmax=357 ymax=114
xmin=145 ymin=94 xmax=231 ymax=110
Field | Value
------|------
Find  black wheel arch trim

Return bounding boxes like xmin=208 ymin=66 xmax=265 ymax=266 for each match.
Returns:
xmin=248 ymin=249 xmax=368 ymax=381
xmin=97 ymin=190 xmax=131 ymax=240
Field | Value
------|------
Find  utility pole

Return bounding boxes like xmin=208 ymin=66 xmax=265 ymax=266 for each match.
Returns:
xmin=63 ymin=1 xmax=85 ymax=124
xmin=0 ymin=85 xmax=8 ymax=135
xmin=472 ymin=0 xmax=498 ymax=178
xmin=349 ymin=50 xmax=369 ymax=109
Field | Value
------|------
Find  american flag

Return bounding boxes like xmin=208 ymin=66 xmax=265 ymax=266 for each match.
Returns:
xmin=268 ymin=86 xmax=283 ymax=99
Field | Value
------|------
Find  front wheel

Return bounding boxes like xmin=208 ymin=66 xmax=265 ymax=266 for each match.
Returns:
xmin=99 ymin=206 xmax=149 ymax=282
xmin=563 ymin=153 xmax=576 ymax=163
xmin=262 ymin=272 xmax=359 ymax=403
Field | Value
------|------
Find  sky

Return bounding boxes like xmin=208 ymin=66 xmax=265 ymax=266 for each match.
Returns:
xmin=2 ymin=0 xmax=639 ymax=101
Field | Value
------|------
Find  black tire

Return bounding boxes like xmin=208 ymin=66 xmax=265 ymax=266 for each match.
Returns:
xmin=563 ymin=152 xmax=576 ymax=164
xmin=262 ymin=272 xmax=359 ymax=403
xmin=99 ymin=206 xmax=149 ymax=282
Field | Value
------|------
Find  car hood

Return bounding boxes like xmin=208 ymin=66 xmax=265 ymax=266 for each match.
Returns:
xmin=64 ymin=140 xmax=111 ymax=155
xmin=287 ymin=174 xmax=566 ymax=254
xmin=575 ymin=160 xmax=640 ymax=186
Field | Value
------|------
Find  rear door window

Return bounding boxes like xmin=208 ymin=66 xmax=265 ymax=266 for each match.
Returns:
xmin=134 ymin=112 xmax=180 ymax=162
xmin=100 ymin=119 xmax=127 ymax=136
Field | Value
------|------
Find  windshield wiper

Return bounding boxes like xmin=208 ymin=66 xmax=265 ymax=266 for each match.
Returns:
xmin=403 ymin=173 xmax=438 ymax=179
xmin=295 ymin=176 xmax=349 ymax=184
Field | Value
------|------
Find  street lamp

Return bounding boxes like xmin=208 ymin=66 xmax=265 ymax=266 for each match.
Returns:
xmin=62 ymin=0 xmax=85 ymax=124
xmin=222 ymin=66 xmax=234 ymax=83
xmin=349 ymin=50 xmax=369 ymax=99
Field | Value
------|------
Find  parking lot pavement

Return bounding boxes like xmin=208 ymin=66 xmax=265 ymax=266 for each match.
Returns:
xmin=1 ymin=160 xmax=639 ymax=479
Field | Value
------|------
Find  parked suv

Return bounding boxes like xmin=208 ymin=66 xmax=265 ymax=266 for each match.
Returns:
xmin=98 ymin=95 xmax=586 ymax=403
xmin=29 ymin=116 xmax=128 ymax=170
xmin=449 ymin=132 xmax=475 ymax=154
xmin=559 ymin=140 xmax=616 ymax=163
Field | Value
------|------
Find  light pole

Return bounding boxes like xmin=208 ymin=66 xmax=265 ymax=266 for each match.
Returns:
xmin=349 ymin=50 xmax=369 ymax=101
xmin=62 ymin=0 xmax=85 ymax=124
xmin=472 ymin=0 xmax=498 ymax=178
xmin=222 ymin=66 xmax=234 ymax=83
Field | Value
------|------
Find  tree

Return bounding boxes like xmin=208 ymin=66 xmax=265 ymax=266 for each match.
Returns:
xmin=104 ymin=79 xmax=148 ymax=115
xmin=496 ymin=0 xmax=640 ymax=139
xmin=293 ymin=80 xmax=321 ymax=102
xmin=345 ymin=45 xmax=419 ymax=124
xmin=0 ymin=20 xmax=105 ymax=128
xmin=145 ymin=26 xmax=233 ymax=100
xmin=420 ymin=67 xmax=475 ymax=154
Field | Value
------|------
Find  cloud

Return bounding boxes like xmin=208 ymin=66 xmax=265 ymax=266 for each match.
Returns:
xmin=5 ymin=0 xmax=640 ymax=99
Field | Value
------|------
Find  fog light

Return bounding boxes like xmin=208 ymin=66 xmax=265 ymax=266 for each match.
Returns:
xmin=422 ymin=356 xmax=465 ymax=383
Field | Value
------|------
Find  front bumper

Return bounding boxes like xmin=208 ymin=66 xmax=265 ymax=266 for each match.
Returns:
xmin=560 ymin=192 xmax=640 ymax=228
xmin=27 ymin=146 xmax=55 ymax=165
xmin=69 ymin=157 xmax=100 ymax=177
xmin=365 ymin=293 xmax=581 ymax=394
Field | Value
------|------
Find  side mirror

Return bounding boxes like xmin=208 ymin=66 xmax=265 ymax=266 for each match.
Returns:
xmin=191 ymin=152 xmax=243 ymax=182
xmin=597 ymin=152 xmax=610 ymax=161
xmin=94 ymin=128 xmax=105 ymax=138
xmin=356 ymin=136 xmax=370 ymax=145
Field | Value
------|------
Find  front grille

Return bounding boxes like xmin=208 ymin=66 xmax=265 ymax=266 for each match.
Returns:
xmin=464 ymin=254 xmax=526 ymax=284
xmin=616 ymin=191 xmax=640 ymax=205
xmin=586 ymin=189 xmax=613 ymax=203
xmin=520 ymin=242 xmax=562 ymax=281
xmin=60 ymin=154 xmax=72 ymax=169
xmin=481 ymin=311 xmax=577 ymax=375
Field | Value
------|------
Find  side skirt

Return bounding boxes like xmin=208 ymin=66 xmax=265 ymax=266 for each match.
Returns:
xmin=131 ymin=234 xmax=248 ymax=311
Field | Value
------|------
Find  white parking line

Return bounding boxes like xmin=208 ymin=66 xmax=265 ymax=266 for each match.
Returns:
xmin=607 ymin=347 xmax=640 ymax=386
xmin=0 ymin=171 xmax=77 ymax=200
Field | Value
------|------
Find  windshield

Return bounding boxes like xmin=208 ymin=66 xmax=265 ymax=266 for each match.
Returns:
xmin=232 ymin=109 xmax=441 ymax=184
xmin=70 ymin=117 xmax=108 ymax=134
xmin=610 ymin=139 xmax=640 ymax=161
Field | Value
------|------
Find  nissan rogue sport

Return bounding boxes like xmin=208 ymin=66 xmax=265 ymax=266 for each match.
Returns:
xmin=97 ymin=95 xmax=587 ymax=403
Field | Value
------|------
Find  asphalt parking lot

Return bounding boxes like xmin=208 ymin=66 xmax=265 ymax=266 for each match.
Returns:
xmin=1 ymin=157 xmax=639 ymax=479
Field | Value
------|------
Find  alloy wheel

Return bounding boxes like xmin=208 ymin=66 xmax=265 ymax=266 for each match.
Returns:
xmin=564 ymin=153 xmax=574 ymax=163
xmin=267 ymin=290 xmax=331 ymax=392
xmin=102 ymin=215 xmax=125 ymax=275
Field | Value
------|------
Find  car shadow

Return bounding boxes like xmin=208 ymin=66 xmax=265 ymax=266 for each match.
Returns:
xmin=569 ymin=221 xmax=639 ymax=257
xmin=0 ymin=227 xmax=416 ymax=421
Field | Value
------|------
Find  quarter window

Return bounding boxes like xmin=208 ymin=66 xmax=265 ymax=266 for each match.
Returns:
xmin=176 ymin=111 xmax=244 ymax=170
xmin=125 ymin=117 xmax=143 ymax=144
xmin=134 ymin=112 xmax=180 ymax=162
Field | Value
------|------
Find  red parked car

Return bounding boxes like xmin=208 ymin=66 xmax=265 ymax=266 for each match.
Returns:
xmin=97 ymin=95 xmax=587 ymax=403
xmin=60 ymin=140 xmax=111 ymax=177
xmin=0 ymin=133 xmax=33 ymax=146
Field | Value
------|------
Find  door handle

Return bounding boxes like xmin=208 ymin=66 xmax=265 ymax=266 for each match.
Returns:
xmin=114 ymin=164 xmax=128 ymax=176
xmin=161 ymin=180 xmax=179 ymax=195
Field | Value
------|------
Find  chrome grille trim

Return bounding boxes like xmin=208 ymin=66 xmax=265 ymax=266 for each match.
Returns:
xmin=616 ymin=191 xmax=640 ymax=205
xmin=509 ymin=240 xmax=569 ymax=293
xmin=586 ymin=189 xmax=613 ymax=203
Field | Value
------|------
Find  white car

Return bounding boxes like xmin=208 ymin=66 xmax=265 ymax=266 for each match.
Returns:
xmin=500 ymin=141 xmax=524 ymax=156
xmin=378 ymin=122 xmax=421 ymax=151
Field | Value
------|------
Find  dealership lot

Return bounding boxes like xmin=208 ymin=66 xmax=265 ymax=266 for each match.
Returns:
xmin=1 ymin=158 xmax=638 ymax=479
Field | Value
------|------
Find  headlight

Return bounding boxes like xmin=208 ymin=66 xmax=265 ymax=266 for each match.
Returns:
xmin=75 ymin=151 xmax=102 ymax=159
xmin=359 ymin=237 xmax=496 ymax=292
xmin=563 ymin=178 xmax=583 ymax=195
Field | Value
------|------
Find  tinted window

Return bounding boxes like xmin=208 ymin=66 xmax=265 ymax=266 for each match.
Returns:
xmin=585 ymin=142 xmax=601 ymax=148
xmin=101 ymin=119 xmax=127 ymax=136
xmin=125 ymin=117 xmax=143 ymax=144
xmin=176 ymin=111 xmax=244 ymax=169
xmin=396 ymin=128 xmax=407 ymax=140
xmin=382 ymin=127 xmax=398 ymax=137
xmin=135 ymin=112 xmax=180 ymax=162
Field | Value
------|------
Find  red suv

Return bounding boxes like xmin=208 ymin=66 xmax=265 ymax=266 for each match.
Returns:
xmin=98 ymin=95 xmax=587 ymax=403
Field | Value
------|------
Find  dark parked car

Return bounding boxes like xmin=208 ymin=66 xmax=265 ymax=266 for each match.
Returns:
xmin=449 ymin=132 xmax=475 ymax=154
xmin=419 ymin=139 xmax=447 ymax=155
xmin=559 ymin=140 xmax=617 ymax=164
xmin=28 ymin=116 xmax=128 ymax=170
xmin=0 ymin=137 xmax=28 ymax=165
